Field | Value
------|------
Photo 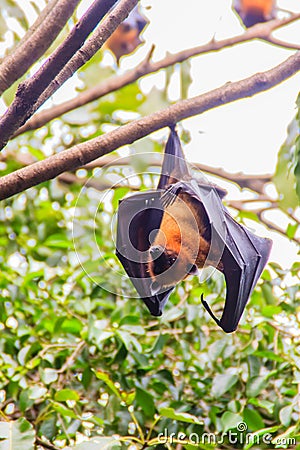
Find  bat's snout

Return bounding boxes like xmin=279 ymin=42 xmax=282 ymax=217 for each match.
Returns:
xmin=149 ymin=245 xmax=164 ymax=259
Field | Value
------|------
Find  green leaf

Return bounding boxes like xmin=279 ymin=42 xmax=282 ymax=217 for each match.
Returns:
xmin=54 ymin=389 xmax=80 ymax=402
xmin=180 ymin=59 xmax=192 ymax=99
xmin=246 ymin=376 xmax=268 ymax=397
xmin=261 ymin=305 xmax=282 ymax=318
xmin=211 ymin=370 xmax=239 ymax=397
xmin=61 ymin=318 xmax=83 ymax=334
xmin=248 ymin=398 xmax=274 ymax=414
xmin=28 ymin=385 xmax=47 ymax=400
xmin=51 ymin=402 xmax=78 ymax=419
xmin=208 ymin=339 xmax=227 ymax=361
xmin=220 ymin=411 xmax=243 ymax=432
xmin=286 ymin=222 xmax=298 ymax=240
xmin=93 ymin=370 xmax=122 ymax=399
xmin=44 ymin=233 xmax=71 ymax=248
xmin=159 ymin=407 xmax=202 ymax=424
xmin=243 ymin=408 xmax=265 ymax=431
xmin=279 ymin=404 xmax=293 ymax=427
xmin=273 ymin=116 xmax=299 ymax=210
xmin=253 ymin=350 xmax=284 ymax=362
xmin=0 ymin=418 xmax=35 ymax=450
xmin=261 ymin=284 xmax=276 ymax=305
xmin=41 ymin=368 xmax=58 ymax=384
xmin=160 ymin=305 xmax=184 ymax=322
xmin=116 ymin=330 xmax=142 ymax=352
xmin=135 ymin=387 xmax=156 ymax=418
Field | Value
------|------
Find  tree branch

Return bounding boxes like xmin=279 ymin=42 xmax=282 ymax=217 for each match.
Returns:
xmin=0 ymin=50 xmax=299 ymax=201
xmin=257 ymin=211 xmax=300 ymax=244
xmin=29 ymin=0 xmax=138 ymax=122
xmin=265 ymin=36 xmax=300 ymax=51
xmin=0 ymin=0 xmax=81 ymax=95
xmin=83 ymin=154 xmax=272 ymax=194
xmin=228 ymin=200 xmax=300 ymax=244
xmin=0 ymin=0 xmax=126 ymax=150
xmin=13 ymin=13 xmax=300 ymax=138
xmin=0 ymin=149 xmax=271 ymax=194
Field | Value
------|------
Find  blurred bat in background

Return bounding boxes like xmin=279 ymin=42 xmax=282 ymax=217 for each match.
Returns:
xmin=233 ymin=0 xmax=276 ymax=27
xmin=116 ymin=127 xmax=272 ymax=332
xmin=105 ymin=4 xmax=148 ymax=63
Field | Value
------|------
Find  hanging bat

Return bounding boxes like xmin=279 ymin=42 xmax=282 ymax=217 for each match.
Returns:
xmin=116 ymin=127 xmax=272 ymax=332
xmin=233 ymin=0 xmax=276 ymax=27
xmin=105 ymin=4 xmax=148 ymax=64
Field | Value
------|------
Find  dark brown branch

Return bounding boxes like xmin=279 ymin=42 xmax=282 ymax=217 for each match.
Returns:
xmin=31 ymin=0 xmax=138 ymax=118
xmin=0 ymin=0 xmax=81 ymax=95
xmin=13 ymin=13 xmax=300 ymax=138
xmin=0 ymin=50 xmax=300 ymax=201
xmin=0 ymin=0 xmax=122 ymax=150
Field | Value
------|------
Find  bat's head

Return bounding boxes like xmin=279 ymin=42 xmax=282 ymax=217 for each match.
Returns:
xmin=147 ymin=244 xmax=199 ymax=294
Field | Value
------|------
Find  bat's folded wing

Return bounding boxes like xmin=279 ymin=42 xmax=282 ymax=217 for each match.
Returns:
xmin=216 ymin=213 xmax=272 ymax=332
xmin=163 ymin=180 xmax=272 ymax=333
xmin=116 ymin=190 xmax=174 ymax=316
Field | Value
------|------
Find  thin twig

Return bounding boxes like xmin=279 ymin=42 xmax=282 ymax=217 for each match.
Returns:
xmin=257 ymin=211 xmax=300 ymax=244
xmin=13 ymin=13 xmax=300 ymax=138
xmin=57 ymin=340 xmax=86 ymax=374
xmin=35 ymin=437 xmax=60 ymax=450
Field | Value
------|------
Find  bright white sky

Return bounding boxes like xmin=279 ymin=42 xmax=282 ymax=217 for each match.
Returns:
xmin=2 ymin=0 xmax=300 ymax=268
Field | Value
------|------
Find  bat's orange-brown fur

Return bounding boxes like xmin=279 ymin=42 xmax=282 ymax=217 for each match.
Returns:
xmin=105 ymin=5 xmax=148 ymax=63
xmin=148 ymin=193 xmax=222 ymax=289
xmin=105 ymin=25 xmax=142 ymax=63
xmin=234 ymin=0 xmax=276 ymax=27
xmin=239 ymin=0 xmax=274 ymax=16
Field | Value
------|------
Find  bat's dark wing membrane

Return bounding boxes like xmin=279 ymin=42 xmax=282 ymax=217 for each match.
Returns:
xmin=216 ymin=213 xmax=272 ymax=332
xmin=116 ymin=127 xmax=188 ymax=316
xmin=116 ymin=127 xmax=272 ymax=331
xmin=116 ymin=190 xmax=174 ymax=316
xmin=157 ymin=126 xmax=190 ymax=189
xmin=161 ymin=180 xmax=272 ymax=333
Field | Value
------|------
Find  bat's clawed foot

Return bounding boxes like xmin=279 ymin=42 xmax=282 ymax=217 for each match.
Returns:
xmin=161 ymin=185 xmax=181 ymax=208
xmin=150 ymin=281 xmax=161 ymax=295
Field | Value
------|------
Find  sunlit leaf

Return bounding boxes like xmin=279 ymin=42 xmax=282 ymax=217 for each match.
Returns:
xmin=159 ymin=407 xmax=202 ymax=424
xmin=0 ymin=418 xmax=35 ymax=450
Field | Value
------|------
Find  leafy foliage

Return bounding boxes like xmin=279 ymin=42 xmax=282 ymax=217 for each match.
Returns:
xmin=273 ymin=92 xmax=300 ymax=209
xmin=1 ymin=143 xmax=300 ymax=449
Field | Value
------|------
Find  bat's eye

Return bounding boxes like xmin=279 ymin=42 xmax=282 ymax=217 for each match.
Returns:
xmin=169 ymin=256 xmax=177 ymax=266
xmin=122 ymin=23 xmax=132 ymax=33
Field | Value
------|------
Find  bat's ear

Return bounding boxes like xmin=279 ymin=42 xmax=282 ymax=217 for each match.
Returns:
xmin=158 ymin=126 xmax=190 ymax=189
